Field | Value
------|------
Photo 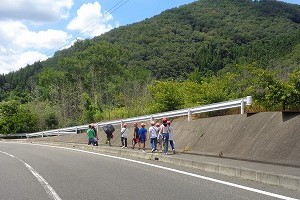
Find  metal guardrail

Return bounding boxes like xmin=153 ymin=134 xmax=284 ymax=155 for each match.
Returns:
xmin=0 ymin=133 xmax=27 ymax=139
xmin=26 ymin=96 xmax=252 ymax=138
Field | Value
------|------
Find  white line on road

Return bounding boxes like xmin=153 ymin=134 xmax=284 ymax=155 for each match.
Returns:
xmin=67 ymin=148 xmax=300 ymax=200
xmin=2 ymin=142 xmax=299 ymax=200
xmin=0 ymin=150 xmax=62 ymax=200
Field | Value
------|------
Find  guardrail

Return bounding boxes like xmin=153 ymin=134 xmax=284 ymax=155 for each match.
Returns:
xmin=26 ymin=96 xmax=252 ymax=138
xmin=0 ymin=133 xmax=27 ymax=139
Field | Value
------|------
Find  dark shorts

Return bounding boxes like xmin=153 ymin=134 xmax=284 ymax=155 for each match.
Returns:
xmin=139 ymin=138 xmax=146 ymax=143
xmin=88 ymin=138 xmax=94 ymax=145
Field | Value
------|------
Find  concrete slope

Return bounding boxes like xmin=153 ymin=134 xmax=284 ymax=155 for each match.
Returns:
xmin=28 ymin=112 xmax=300 ymax=167
xmin=172 ymin=112 xmax=300 ymax=167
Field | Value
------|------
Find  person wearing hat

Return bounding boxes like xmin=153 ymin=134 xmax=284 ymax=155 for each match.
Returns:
xmin=138 ymin=123 xmax=147 ymax=152
xmin=167 ymin=121 xmax=175 ymax=154
xmin=160 ymin=118 xmax=170 ymax=154
xmin=121 ymin=123 xmax=129 ymax=148
xmin=131 ymin=122 xmax=140 ymax=149
xmin=156 ymin=122 xmax=163 ymax=152
xmin=149 ymin=121 xmax=158 ymax=153
xmin=87 ymin=124 xmax=95 ymax=146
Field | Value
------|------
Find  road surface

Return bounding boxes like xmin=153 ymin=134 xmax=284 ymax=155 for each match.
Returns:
xmin=0 ymin=142 xmax=299 ymax=200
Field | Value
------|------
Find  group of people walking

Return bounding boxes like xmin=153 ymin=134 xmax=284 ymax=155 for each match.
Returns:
xmin=87 ymin=118 xmax=175 ymax=155
xmin=120 ymin=118 xmax=176 ymax=154
xmin=87 ymin=124 xmax=99 ymax=146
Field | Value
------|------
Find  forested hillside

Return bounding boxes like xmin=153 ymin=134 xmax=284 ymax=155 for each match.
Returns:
xmin=1 ymin=0 xmax=300 ymax=134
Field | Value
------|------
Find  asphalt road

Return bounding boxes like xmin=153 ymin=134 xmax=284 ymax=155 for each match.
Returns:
xmin=0 ymin=142 xmax=299 ymax=200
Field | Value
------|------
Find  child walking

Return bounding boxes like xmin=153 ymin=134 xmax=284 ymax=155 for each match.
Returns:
xmin=121 ymin=123 xmax=128 ymax=148
xmin=167 ymin=121 xmax=175 ymax=154
xmin=132 ymin=123 xmax=140 ymax=149
xmin=138 ymin=123 xmax=147 ymax=152
xmin=149 ymin=121 xmax=157 ymax=152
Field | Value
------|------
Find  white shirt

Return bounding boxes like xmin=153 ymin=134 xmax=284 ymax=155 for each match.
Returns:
xmin=160 ymin=124 xmax=169 ymax=134
xmin=149 ymin=126 xmax=157 ymax=138
xmin=121 ymin=127 xmax=128 ymax=138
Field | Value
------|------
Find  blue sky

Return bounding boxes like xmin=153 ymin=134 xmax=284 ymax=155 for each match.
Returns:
xmin=0 ymin=0 xmax=298 ymax=74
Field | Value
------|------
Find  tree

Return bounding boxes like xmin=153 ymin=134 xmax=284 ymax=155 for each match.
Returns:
xmin=148 ymin=81 xmax=183 ymax=112
xmin=45 ymin=113 xmax=59 ymax=129
xmin=0 ymin=101 xmax=38 ymax=134
xmin=285 ymin=70 xmax=300 ymax=110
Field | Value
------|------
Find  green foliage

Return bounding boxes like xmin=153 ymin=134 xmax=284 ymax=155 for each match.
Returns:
xmin=95 ymin=0 xmax=300 ymax=79
xmin=45 ymin=113 xmax=59 ymax=129
xmin=149 ymin=81 xmax=183 ymax=112
xmin=27 ymin=100 xmax=64 ymax=131
xmin=178 ymin=81 xmax=203 ymax=107
xmin=250 ymin=69 xmax=286 ymax=110
xmin=0 ymin=0 xmax=300 ymax=131
xmin=285 ymin=70 xmax=300 ymax=110
xmin=80 ymin=92 xmax=99 ymax=123
xmin=197 ymin=73 xmax=238 ymax=105
xmin=37 ymin=68 xmax=65 ymax=101
xmin=150 ymin=65 xmax=300 ymax=112
xmin=0 ymin=100 xmax=38 ymax=134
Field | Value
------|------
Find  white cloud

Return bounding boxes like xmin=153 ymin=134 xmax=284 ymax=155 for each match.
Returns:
xmin=0 ymin=20 xmax=71 ymax=74
xmin=0 ymin=51 xmax=48 ymax=75
xmin=0 ymin=21 xmax=71 ymax=50
xmin=0 ymin=0 xmax=75 ymax=74
xmin=15 ymin=29 xmax=72 ymax=50
xmin=67 ymin=2 xmax=114 ymax=37
xmin=0 ymin=1 xmax=116 ymax=74
xmin=0 ymin=0 xmax=73 ymax=23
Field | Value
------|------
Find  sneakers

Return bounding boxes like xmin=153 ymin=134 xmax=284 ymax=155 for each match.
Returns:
xmin=172 ymin=149 xmax=176 ymax=154
xmin=142 ymin=150 xmax=146 ymax=153
xmin=121 ymin=146 xmax=125 ymax=148
xmin=151 ymin=148 xmax=154 ymax=153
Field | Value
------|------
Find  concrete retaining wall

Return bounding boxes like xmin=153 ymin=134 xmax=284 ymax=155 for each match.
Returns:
xmin=29 ymin=112 xmax=300 ymax=167
xmin=172 ymin=112 xmax=300 ymax=167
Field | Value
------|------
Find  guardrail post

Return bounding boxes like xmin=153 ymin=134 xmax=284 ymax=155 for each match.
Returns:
xmin=246 ymin=96 xmax=252 ymax=105
xmin=188 ymin=109 xmax=191 ymax=121
xmin=42 ymin=132 xmax=44 ymax=138
xmin=96 ymin=123 xmax=99 ymax=133
xmin=150 ymin=116 xmax=154 ymax=122
xmin=241 ymin=99 xmax=245 ymax=114
xmin=121 ymin=120 xmax=123 ymax=128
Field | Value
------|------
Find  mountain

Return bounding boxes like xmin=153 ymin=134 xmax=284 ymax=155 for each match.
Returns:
xmin=92 ymin=0 xmax=300 ymax=78
xmin=1 ymin=0 xmax=300 ymax=133
xmin=3 ymin=0 xmax=300 ymax=87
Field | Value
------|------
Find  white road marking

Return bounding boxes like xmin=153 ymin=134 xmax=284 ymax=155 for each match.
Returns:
xmin=2 ymin=142 xmax=300 ymax=200
xmin=0 ymin=150 xmax=62 ymax=200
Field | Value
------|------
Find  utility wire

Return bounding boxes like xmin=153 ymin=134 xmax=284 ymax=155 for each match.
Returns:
xmin=77 ymin=0 xmax=129 ymax=36
xmin=44 ymin=0 xmax=130 ymax=57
